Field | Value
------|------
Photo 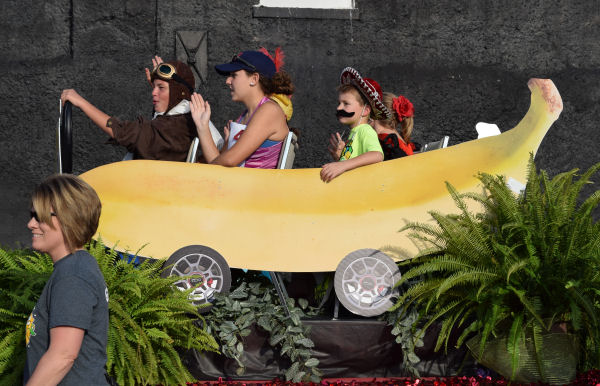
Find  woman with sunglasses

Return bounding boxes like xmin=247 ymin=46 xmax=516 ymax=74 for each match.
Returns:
xmin=190 ymin=50 xmax=293 ymax=168
xmin=61 ymin=60 xmax=222 ymax=161
xmin=24 ymin=174 xmax=109 ymax=385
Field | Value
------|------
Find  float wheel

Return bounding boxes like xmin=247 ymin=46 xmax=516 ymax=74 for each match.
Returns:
xmin=334 ymin=249 xmax=401 ymax=317
xmin=160 ymin=245 xmax=231 ymax=311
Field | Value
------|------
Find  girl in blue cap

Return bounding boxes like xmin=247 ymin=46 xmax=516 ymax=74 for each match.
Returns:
xmin=190 ymin=50 xmax=294 ymax=168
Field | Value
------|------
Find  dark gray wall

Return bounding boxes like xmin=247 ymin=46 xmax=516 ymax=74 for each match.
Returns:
xmin=2 ymin=0 xmax=599 ymax=249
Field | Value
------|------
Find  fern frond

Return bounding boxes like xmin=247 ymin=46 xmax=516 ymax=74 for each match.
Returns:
xmin=507 ymin=313 xmax=524 ymax=379
xmin=436 ymin=270 xmax=498 ymax=299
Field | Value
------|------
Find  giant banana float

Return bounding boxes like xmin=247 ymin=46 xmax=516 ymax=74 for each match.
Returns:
xmin=81 ymin=78 xmax=562 ymax=271
xmin=80 ymin=79 xmax=562 ymax=315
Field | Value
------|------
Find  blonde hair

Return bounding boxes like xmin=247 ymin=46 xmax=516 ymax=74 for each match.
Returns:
xmin=31 ymin=174 xmax=101 ymax=252
xmin=380 ymin=92 xmax=414 ymax=143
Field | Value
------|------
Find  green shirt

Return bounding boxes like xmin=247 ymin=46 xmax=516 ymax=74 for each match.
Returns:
xmin=339 ymin=123 xmax=383 ymax=161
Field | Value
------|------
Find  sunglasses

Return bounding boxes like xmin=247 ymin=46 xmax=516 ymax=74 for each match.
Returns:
xmin=151 ymin=63 xmax=194 ymax=93
xmin=231 ymin=54 xmax=256 ymax=72
xmin=30 ymin=210 xmax=56 ymax=222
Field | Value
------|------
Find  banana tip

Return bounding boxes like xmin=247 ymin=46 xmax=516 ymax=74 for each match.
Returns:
xmin=528 ymin=78 xmax=563 ymax=116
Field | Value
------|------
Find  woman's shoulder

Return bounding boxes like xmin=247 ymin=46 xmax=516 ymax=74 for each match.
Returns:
xmin=246 ymin=99 xmax=287 ymax=137
xmin=255 ymin=99 xmax=286 ymax=118
xmin=54 ymin=251 xmax=104 ymax=285
xmin=259 ymin=99 xmax=284 ymax=114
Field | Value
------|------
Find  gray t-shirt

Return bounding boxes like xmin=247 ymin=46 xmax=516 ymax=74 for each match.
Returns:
xmin=24 ymin=250 xmax=109 ymax=385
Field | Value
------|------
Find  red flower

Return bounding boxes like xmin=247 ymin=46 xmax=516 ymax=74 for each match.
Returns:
xmin=392 ymin=95 xmax=414 ymax=121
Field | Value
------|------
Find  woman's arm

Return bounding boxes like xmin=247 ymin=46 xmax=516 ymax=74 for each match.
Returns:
xmin=25 ymin=326 xmax=85 ymax=386
xmin=320 ymin=151 xmax=383 ymax=182
xmin=61 ymin=89 xmax=113 ymax=137
xmin=191 ymin=94 xmax=284 ymax=167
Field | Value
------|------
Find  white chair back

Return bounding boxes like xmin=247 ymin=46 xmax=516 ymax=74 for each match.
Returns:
xmin=421 ymin=135 xmax=449 ymax=152
xmin=186 ymin=137 xmax=200 ymax=163
xmin=276 ymin=131 xmax=298 ymax=169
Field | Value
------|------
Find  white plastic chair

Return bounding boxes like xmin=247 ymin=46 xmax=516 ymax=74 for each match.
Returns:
xmin=185 ymin=137 xmax=200 ymax=163
xmin=276 ymin=131 xmax=298 ymax=169
xmin=421 ymin=135 xmax=449 ymax=152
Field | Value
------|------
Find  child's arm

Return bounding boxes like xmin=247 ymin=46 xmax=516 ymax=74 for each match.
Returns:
xmin=320 ymin=151 xmax=383 ymax=182
xmin=61 ymin=89 xmax=113 ymax=137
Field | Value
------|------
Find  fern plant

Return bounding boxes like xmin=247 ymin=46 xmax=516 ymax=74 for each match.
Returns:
xmin=392 ymin=156 xmax=600 ymax=381
xmin=0 ymin=248 xmax=52 ymax=386
xmin=206 ymin=276 xmax=322 ymax=383
xmin=0 ymin=240 xmax=219 ymax=386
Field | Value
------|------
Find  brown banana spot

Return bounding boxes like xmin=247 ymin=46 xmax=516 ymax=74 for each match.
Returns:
xmin=528 ymin=78 xmax=563 ymax=117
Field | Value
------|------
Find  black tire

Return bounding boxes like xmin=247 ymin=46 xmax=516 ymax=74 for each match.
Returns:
xmin=160 ymin=245 xmax=231 ymax=311
xmin=58 ymin=101 xmax=73 ymax=174
xmin=334 ymin=249 xmax=401 ymax=317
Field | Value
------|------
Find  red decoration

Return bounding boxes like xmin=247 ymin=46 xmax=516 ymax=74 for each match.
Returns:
xmin=363 ymin=77 xmax=384 ymax=100
xmin=392 ymin=95 xmax=414 ymax=121
xmin=259 ymin=47 xmax=285 ymax=72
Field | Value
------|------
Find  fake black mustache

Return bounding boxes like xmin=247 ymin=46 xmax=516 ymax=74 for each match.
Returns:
xmin=336 ymin=109 xmax=355 ymax=118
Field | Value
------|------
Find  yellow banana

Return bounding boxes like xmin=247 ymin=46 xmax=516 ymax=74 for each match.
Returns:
xmin=81 ymin=78 xmax=562 ymax=272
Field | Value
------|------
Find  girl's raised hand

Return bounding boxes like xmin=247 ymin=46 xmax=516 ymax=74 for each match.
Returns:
xmin=190 ymin=92 xmax=211 ymax=131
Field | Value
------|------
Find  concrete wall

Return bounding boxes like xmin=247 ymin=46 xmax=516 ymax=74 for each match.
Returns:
xmin=1 ymin=0 xmax=599 ymax=248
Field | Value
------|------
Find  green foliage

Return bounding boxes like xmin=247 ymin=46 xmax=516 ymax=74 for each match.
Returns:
xmin=0 ymin=248 xmax=51 ymax=386
xmin=393 ymin=156 xmax=600 ymax=379
xmin=380 ymin=304 xmax=424 ymax=378
xmin=0 ymin=240 xmax=218 ymax=386
xmin=207 ymin=277 xmax=322 ymax=382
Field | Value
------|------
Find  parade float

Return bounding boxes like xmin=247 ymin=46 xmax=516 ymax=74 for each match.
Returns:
xmin=51 ymin=77 xmax=600 ymax=384
xmin=59 ymin=78 xmax=563 ymax=319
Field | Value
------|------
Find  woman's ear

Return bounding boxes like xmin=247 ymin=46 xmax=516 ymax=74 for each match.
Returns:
xmin=250 ymin=73 xmax=259 ymax=86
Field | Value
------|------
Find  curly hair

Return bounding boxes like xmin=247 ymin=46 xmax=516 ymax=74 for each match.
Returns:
xmin=253 ymin=70 xmax=295 ymax=95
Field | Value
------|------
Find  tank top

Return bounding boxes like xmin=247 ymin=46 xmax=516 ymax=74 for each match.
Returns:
xmin=235 ymin=96 xmax=284 ymax=169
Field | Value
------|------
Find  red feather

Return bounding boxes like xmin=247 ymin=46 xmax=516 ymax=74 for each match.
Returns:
xmin=258 ymin=46 xmax=285 ymax=72
xmin=258 ymin=47 xmax=273 ymax=62
xmin=273 ymin=47 xmax=285 ymax=72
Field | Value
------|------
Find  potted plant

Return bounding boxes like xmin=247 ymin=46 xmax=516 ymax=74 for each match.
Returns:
xmin=390 ymin=157 xmax=600 ymax=384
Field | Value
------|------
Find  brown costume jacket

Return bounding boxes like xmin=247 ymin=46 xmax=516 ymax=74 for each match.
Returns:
xmin=107 ymin=114 xmax=196 ymax=162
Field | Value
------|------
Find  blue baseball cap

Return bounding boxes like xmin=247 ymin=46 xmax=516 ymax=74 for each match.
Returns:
xmin=215 ymin=51 xmax=276 ymax=78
